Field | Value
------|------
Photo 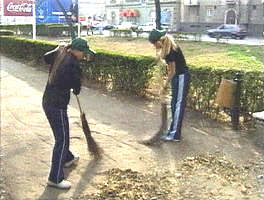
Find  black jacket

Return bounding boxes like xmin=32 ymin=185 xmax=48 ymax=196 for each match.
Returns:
xmin=42 ymin=48 xmax=81 ymax=109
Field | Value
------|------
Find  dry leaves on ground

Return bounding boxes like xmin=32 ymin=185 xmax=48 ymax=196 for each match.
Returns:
xmin=75 ymin=153 xmax=259 ymax=200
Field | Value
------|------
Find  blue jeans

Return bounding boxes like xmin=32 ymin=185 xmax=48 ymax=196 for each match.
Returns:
xmin=43 ymin=104 xmax=74 ymax=183
xmin=167 ymin=72 xmax=190 ymax=140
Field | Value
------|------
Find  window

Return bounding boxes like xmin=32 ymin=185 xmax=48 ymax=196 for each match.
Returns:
xmin=253 ymin=5 xmax=257 ymax=10
xmin=189 ymin=6 xmax=199 ymax=16
xmin=207 ymin=9 xmax=213 ymax=17
xmin=263 ymin=3 xmax=264 ymax=16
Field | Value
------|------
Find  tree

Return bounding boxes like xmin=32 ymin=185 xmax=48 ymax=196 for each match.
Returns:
xmin=154 ymin=0 xmax=161 ymax=30
xmin=55 ymin=0 xmax=77 ymax=39
xmin=36 ymin=0 xmax=77 ymax=39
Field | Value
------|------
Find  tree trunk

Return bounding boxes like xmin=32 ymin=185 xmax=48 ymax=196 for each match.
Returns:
xmin=56 ymin=0 xmax=76 ymax=39
xmin=154 ymin=0 xmax=161 ymax=30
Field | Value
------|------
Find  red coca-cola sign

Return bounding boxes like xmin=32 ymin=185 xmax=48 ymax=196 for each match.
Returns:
xmin=4 ymin=0 xmax=33 ymax=16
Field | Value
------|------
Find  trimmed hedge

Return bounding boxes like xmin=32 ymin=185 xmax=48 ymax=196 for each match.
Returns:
xmin=0 ymin=36 xmax=263 ymax=124
xmin=0 ymin=24 xmax=33 ymax=35
xmin=81 ymin=50 xmax=155 ymax=94
xmin=0 ymin=36 xmax=56 ymax=61
xmin=0 ymin=36 xmax=155 ymax=95
xmin=188 ymin=65 xmax=264 ymax=121
xmin=109 ymin=29 xmax=133 ymax=37
xmin=0 ymin=24 xmax=77 ymax=37
xmin=0 ymin=30 xmax=14 ymax=36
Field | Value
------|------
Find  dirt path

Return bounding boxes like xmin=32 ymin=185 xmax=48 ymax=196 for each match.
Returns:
xmin=1 ymin=54 xmax=264 ymax=199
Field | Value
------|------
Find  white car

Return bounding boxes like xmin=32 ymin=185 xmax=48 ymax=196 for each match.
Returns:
xmin=138 ymin=22 xmax=156 ymax=31
xmin=116 ymin=22 xmax=138 ymax=30
xmin=138 ymin=22 xmax=170 ymax=31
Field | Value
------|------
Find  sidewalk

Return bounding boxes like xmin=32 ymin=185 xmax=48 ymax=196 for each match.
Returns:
xmin=1 ymin=54 xmax=264 ymax=199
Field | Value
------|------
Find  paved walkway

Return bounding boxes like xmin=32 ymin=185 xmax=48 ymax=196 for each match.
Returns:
xmin=1 ymin=54 xmax=264 ymax=199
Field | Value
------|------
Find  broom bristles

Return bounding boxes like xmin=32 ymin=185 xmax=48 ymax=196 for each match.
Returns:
xmin=140 ymin=103 xmax=167 ymax=145
xmin=81 ymin=113 xmax=102 ymax=159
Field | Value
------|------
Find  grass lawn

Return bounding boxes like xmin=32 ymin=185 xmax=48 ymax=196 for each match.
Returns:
xmin=87 ymin=36 xmax=264 ymax=71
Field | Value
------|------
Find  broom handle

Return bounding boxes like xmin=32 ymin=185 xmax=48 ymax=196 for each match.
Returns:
xmin=75 ymin=95 xmax=83 ymax=114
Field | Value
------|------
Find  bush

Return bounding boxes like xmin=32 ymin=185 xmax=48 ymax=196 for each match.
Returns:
xmin=0 ymin=30 xmax=14 ymax=36
xmin=0 ymin=36 xmax=155 ymax=95
xmin=0 ymin=24 xmax=77 ymax=37
xmin=47 ymin=25 xmax=69 ymax=37
xmin=109 ymin=29 xmax=133 ymax=37
xmin=0 ymin=36 xmax=56 ymax=62
xmin=82 ymin=50 xmax=155 ymax=94
xmin=187 ymin=64 xmax=264 ymax=122
xmin=0 ymin=25 xmax=17 ymax=33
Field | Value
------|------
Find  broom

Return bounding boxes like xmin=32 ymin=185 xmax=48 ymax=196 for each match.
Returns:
xmin=75 ymin=95 xmax=102 ymax=158
xmin=140 ymin=101 xmax=168 ymax=145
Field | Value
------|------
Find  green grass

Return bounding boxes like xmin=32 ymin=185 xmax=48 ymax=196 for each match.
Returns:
xmin=87 ymin=36 xmax=264 ymax=71
xmin=226 ymin=45 xmax=264 ymax=70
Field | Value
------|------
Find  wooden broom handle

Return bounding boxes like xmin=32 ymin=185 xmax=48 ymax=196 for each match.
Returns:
xmin=75 ymin=95 xmax=83 ymax=114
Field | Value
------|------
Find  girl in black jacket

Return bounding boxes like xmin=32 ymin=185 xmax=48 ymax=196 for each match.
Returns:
xmin=149 ymin=30 xmax=190 ymax=142
xmin=42 ymin=38 xmax=95 ymax=189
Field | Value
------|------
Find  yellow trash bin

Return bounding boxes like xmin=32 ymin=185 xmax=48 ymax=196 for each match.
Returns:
xmin=215 ymin=79 xmax=237 ymax=108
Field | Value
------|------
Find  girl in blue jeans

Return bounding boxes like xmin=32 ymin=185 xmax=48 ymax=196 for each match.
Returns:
xmin=148 ymin=29 xmax=190 ymax=141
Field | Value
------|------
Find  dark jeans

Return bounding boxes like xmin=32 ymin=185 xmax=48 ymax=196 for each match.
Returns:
xmin=43 ymin=104 xmax=74 ymax=183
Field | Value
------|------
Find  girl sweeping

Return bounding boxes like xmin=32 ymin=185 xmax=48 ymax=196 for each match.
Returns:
xmin=148 ymin=29 xmax=190 ymax=142
xmin=42 ymin=38 xmax=95 ymax=189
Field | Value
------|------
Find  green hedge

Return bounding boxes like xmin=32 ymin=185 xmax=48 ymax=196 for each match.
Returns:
xmin=0 ymin=24 xmax=77 ymax=37
xmin=187 ymin=64 xmax=264 ymax=121
xmin=0 ymin=24 xmax=33 ymax=35
xmin=82 ymin=50 xmax=155 ymax=93
xmin=0 ymin=36 xmax=56 ymax=61
xmin=0 ymin=36 xmax=155 ymax=95
xmin=109 ymin=29 xmax=133 ymax=37
xmin=0 ymin=30 xmax=14 ymax=36
xmin=0 ymin=36 xmax=263 ymax=123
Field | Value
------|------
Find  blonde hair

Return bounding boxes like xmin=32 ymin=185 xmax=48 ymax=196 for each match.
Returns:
xmin=159 ymin=34 xmax=178 ymax=59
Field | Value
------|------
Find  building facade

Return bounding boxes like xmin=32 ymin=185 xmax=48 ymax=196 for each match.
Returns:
xmin=105 ymin=0 xmax=181 ymax=31
xmin=79 ymin=0 xmax=106 ymax=19
xmin=105 ymin=0 xmax=264 ymax=36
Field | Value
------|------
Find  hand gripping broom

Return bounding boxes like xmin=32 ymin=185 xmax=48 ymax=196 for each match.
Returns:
xmin=75 ymin=95 xmax=102 ymax=158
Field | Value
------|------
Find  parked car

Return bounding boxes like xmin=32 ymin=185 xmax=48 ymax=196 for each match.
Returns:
xmin=206 ymin=24 xmax=247 ymax=39
xmin=92 ymin=21 xmax=115 ymax=30
xmin=161 ymin=23 xmax=170 ymax=31
xmin=116 ymin=22 xmax=138 ymax=30
xmin=138 ymin=22 xmax=156 ymax=31
xmin=138 ymin=22 xmax=170 ymax=32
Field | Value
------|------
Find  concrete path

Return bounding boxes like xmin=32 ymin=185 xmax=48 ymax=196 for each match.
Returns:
xmin=1 ymin=54 xmax=264 ymax=200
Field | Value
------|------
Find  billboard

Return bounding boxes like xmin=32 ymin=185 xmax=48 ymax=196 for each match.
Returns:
xmin=3 ymin=0 xmax=33 ymax=16
xmin=36 ymin=0 xmax=77 ymax=24
xmin=161 ymin=11 xmax=171 ymax=24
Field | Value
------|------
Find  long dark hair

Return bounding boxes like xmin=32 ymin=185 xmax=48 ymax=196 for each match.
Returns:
xmin=48 ymin=44 xmax=72 ymax=84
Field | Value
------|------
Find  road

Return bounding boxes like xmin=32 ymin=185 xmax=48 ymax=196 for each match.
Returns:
xmin=190 ymin=34 xmax=264 ymax=46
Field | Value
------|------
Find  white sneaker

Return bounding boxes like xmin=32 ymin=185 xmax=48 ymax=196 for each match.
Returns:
xmin=161 ymin=135 xmax=180 ymax=142
xmin=47 ymin=180 xmax=71 ymax=189
xmin=64 ymin=154 xmax=79 ymax=168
